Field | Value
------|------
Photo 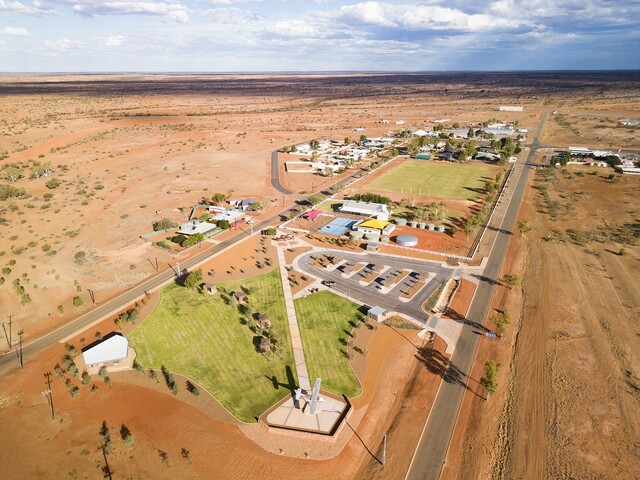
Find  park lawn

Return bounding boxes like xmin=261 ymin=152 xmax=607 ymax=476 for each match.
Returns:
xmin=129 ymin=269 xmax=296 ymax=422
xmin=316 ymin=200 xmax=343 ymax=213
xmin=367 ymin=160 xmax=492 ymax=201
xmin=294 ymin=291 xmax=363 ymax=397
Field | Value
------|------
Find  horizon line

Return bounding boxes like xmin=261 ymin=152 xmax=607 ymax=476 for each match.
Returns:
xmin=1 ymin=69 xmax=639 ymax=76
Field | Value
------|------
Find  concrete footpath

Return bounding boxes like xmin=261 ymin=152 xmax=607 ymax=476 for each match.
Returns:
xmin=276 ymin=247 xmax=311 ymax=392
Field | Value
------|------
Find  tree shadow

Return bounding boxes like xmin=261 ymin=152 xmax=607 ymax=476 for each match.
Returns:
xmin=415 ymin=346 xmax=483 ymax=399
xmin=445 ymin=308 xmax=489 ymax=332
xmin=469 ymin=273 xmax=500 ymax=286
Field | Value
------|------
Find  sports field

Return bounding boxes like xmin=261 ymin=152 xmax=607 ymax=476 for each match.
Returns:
xmin=294 ymin=291 xmax=363 ymax=397
xmin=366 ymin=160 xmax=492 ymax=201
xmin=129 ymin=269 xmax=295 ymax=422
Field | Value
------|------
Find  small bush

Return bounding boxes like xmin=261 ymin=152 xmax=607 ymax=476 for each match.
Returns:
xmin=72 ymin=296 xmax=83 ymax=308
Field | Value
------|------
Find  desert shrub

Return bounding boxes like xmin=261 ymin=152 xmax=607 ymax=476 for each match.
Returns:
xmin=73 ymin=296 xmax=83 ymax=308
xmin=74 ymin=251 xmax=86 ymax=264
xmin=45 ymin=177 xmax=61 ymax=189
xmin=0 ymin=185 xmax=27 ymax=201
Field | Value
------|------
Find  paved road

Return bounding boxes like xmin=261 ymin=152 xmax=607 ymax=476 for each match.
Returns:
xmin=270 ymin=148 xmax=296 ymax=195
xmin=296 ymin=251 xmax=453 ymax=321
xmin=406 ymin=112 xmax=547 ymax=480
xmin=0 ymin=213 xmax=286 ymax=375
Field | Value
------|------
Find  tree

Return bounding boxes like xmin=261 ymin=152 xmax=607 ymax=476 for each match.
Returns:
xmin=209 ymin=192 xmax=226 ymax=205
xmin=490 ymin=312 xmax=512 ymax=336
xmin=307 ymin=195 xmax=320 ymax=206
xmin=479 ymin=360 xmax=502 ymax=398
xmin=73 ymin=296 xmax=83 ymax=308
xmin=250 ymin=201 xmax=264 ymax=211
xmin=217 ymin=219 xmax=230 ymax=229
xmin=31 ymin=161 xmax=53 ymax=179
xmin=153 ymin=218 xmax=178 ymax=231
xmin=467 ymin=127 xmax=475 ymax=138
xmin=183 ymin=269 xmax=203 ymax=290
xmin=518 ymin=219 xmax=531 ymax=235
xmin=120 ymin=424 xmax=134 ymax=446
xmin=309 ymin=139 xmax=320 ymax=150
xmin=343 ymin=137 xmax=351 ymax=145
xmin=3 ymin=165 xmax=22 ymax=183
xmin=503 ymin=273 xmax=521 ymax=289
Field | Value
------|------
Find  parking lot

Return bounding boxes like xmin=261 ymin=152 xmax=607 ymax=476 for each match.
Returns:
xmin=296 ymin=250 xmax=455 ymax=322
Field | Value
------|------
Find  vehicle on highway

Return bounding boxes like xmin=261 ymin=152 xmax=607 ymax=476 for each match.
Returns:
xmin=322 ymin=280 xmax=336 ymax=286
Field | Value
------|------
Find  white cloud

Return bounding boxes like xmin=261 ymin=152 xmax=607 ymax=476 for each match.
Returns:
xmin=333 ymin=2 xmax=527 ymax=32
xmin=269 ymin=19 xmax=318 ymax=37
xmin=202 ymin=6 xmax=262 ymax=24
xmin=104 ymin=34 xmax=124 ymax=46
xmin=42 ymin=0 xmax=189 ymax=23
xmin=0 ymin=0 xmax=53 ymax=15
xmin=1 ymin=26 xmax=31 ymax=36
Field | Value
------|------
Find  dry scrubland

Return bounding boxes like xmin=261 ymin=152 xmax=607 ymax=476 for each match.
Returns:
xmin=0 ymin=72 xmax=639 ymax=479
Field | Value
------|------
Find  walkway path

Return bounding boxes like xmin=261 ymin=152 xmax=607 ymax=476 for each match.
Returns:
xmin=275 ymin=246 xmax=311 ymax=392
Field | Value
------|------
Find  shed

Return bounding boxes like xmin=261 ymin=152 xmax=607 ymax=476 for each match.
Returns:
xmin=366 ymin=242 xmax=379 ymax=252
xmin=302 ymin=209 xmax=323 ymax=221
xmin=204 ymin=284 xmax=217 ymax=295
xmin=368 ymin=306 xmax=386 ymax=322
xmin=233 ymin=291 xmax=248 ymax=304
xmin=257 ymin=314 xmax=271 ymax=329
xmin=259 ymin=336 xmax=272 ymax=353
xmin=82 ymin=334 xmax=129 ymax=367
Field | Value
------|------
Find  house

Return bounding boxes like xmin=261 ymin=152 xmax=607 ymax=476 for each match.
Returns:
xmin=412 ymin=129 xmax=429 ymax=137
xmin=82 ymin=333 xmax=129 ymax=368
xmin=340 ymin=200 xmax=391 ymax=221
xmin=302 ymin=209 xmax=323 ymax=221
xmin=499 ymin=105 xmax=523 ymax=112
xmin=356 ymin=218 xmax=396 ymax=237
xmin=259 ymin=336 xmax=272 ymax=353
xmin=620 ymin=119 xmax=640 ymax=126
xmin=204 ymin=284 xmax=217 ymax=295
xmin=257 ymin=314 xmax=271 ymax=329
xmin=481 ymin=127 xmax=514 ymax=136
xmin=177 ymin=220 xmax=217 ymax=236
xmin=368 ymin=306 xmax=386 ymax=322
xmin=378 ymin=119 xmax=390 ymax=124
xmin=232 ymin=291 xmax=247 ymax=304
xmin=211 ymin=209 xmax=244 ymax=222
xmin=395 ymin=120 xmax=405 ymax=125
xmin=229 ymin=198 xmax=255 ymax=211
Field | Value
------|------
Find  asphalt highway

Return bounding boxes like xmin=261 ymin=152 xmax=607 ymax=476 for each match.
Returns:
xmin=405 ymin=113 xmax=547 ymax=480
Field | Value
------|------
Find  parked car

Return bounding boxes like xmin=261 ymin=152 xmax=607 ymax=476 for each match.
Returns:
xmin=322 ymin=280 xmax=336 ymax=287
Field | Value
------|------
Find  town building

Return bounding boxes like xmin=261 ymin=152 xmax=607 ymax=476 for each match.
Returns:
xmin=340 ymin=200 xmax=391 ymax=221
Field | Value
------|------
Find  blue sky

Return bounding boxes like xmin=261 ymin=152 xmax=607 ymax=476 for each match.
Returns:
xmin=1 ymin=0 xmax=638 ymax=72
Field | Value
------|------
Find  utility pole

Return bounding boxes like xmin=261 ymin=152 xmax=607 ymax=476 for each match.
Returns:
xmin=7 ymin=315 xmax=13 ymax=346
xmin=1 ymin=322 xmax=8 ymax=347
xmin=17 ymin=329 xmax=24 ymax=369
xmin=382 ymin=432 xmax=387 ymax=467
xmin=41 ymin=379 xmax=54 ymax=421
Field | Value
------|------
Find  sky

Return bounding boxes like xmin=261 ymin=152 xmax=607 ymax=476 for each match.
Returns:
xmin=0 ymin=0 xmax=639 ymax=72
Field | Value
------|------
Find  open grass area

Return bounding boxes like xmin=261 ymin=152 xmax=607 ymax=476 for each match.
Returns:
xmin=366 ymin=160 xmax=492 ymax=201
xmin=129 ymin=269 xmax=295 ymax=422
xmin=294 ymin=291 xmax=363 ymax=397
xmin=315 ymin=200 xmax=343 ymax=213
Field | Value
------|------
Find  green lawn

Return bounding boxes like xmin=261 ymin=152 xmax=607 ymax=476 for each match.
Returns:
xmin=367 ymin=160 xmax=492 ymax=201
xmin=315 ymin=200 xmax=343 ymax=213
xmin=129 ymin=269 xmax=296 ymax=422
xmin=294 ymin=291 xmax=363 ymax=397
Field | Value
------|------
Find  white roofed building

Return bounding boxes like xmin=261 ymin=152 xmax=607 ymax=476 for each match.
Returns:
xmin=340 ymin=200 xmax=391 ymax=221
xmin=82 ymin=333 xmax=134 ymax=373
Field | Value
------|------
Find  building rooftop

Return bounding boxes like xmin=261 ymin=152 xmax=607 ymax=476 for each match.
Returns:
xmin=83 ymin=334 xmax=129 ymax=366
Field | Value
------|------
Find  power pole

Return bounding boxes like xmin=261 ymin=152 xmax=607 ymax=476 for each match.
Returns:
xmin=41 ymin=376 xmax=54 ymax=421
xmin=17 ymin=329 xmax=24 ymax=369
xmin=1 ymin=323 xmax=8 ymax=347
xmin=382 ymin=432 xmax=387 ymax=467
xmin=7 ymin=315 xmax=13 ymax=346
